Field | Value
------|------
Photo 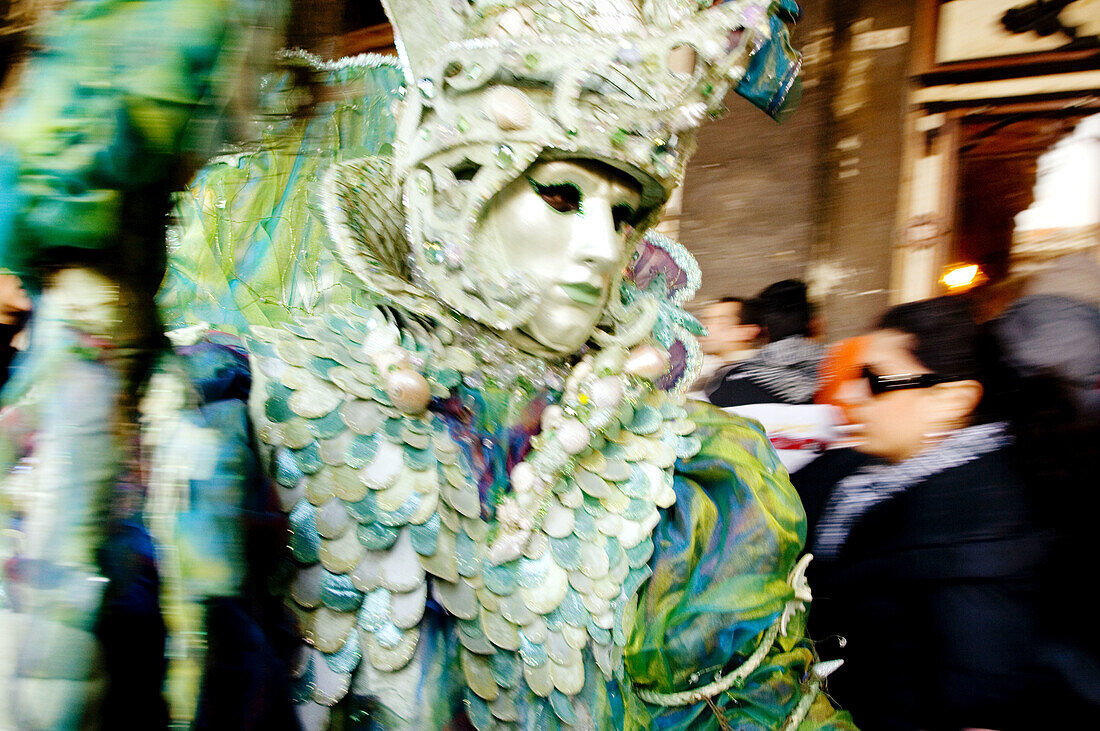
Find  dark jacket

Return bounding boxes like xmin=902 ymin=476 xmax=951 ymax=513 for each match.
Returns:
xmin=705 ymin=335 xmax=823 ymax=407
xmin=793 ymin=447 xmax=1097 ymax=730
xmin=705 ymin=364 xmax=789 ymax=406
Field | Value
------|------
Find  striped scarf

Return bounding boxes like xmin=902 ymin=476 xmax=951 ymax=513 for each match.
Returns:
xmin=725 ymin=335 xmax=823 ymax=404
xmin=812 ymin=422 xmax=1011 ymax=560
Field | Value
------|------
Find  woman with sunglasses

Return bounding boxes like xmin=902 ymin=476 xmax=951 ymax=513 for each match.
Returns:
xmin=792 ymin=295 xmax=1091 ymax=730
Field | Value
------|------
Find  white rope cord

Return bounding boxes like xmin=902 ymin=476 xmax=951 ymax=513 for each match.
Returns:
xmin=780 ymin=676 xmax=821 ymax=730
xmin=632 ymin=617 xmax=783 ymax=707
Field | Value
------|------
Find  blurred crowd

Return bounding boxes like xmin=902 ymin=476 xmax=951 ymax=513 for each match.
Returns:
xmin=695 ymin=256 xmax=1100 ymax=729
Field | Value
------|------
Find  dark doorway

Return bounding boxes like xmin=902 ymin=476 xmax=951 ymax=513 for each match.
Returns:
xmin=953 ymin=111 xmax=1093 ymax=283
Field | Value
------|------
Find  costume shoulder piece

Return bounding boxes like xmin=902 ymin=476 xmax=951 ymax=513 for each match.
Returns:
xmin=159 ymin=53 xmax=407 ymax=337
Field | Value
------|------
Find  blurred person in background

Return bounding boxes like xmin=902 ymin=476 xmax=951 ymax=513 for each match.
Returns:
xmin=691 ymin=295 xmax=760 ymax=395
xmin=991 ymin=263 xmax=1100 ymax=696
xmin=1021 ymin=250 xmax=1100 ymax=309
xmin=706 ymin=282 xmax=836 ymax=472
xmin=807 ymin=301 xmax=826 ymax=341
xmin=792 ymin=295 xmax=1098 ymax=730
xmin=706 ymin=278 xmax=823 ymax=406
xmin=0 ymin=273 xmax=30 ymax=388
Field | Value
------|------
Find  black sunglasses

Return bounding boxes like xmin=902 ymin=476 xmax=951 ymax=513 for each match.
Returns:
xmin=861 ymin=366 xmax=951 ymax=396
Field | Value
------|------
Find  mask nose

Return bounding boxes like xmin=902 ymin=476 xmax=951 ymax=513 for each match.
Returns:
xmin=572 ymin=200 xmax=623 ymax=272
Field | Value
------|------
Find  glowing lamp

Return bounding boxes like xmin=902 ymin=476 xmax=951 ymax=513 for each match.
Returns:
xmin=941 ymin=263 xmax=984 ymax=291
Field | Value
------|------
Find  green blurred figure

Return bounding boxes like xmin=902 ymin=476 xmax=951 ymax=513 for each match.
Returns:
xmin=0 ymin=1 xmax=285 ymax=727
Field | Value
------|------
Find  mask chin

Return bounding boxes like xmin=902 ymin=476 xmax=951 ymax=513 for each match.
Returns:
xmin=503 ymin=322 xmax=591 ymax=360
xmin=500 ymin=327 xmax=566 ymax=360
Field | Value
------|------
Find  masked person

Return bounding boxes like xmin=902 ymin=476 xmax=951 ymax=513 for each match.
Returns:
xmin=6 ymin=2 xmax=858 ymax=730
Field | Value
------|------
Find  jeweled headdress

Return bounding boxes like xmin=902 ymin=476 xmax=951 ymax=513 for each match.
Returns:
xmin=366 ymin=0 xmax=801 ymax=330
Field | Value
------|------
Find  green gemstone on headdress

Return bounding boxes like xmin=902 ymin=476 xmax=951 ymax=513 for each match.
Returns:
xmin=456 ymin=117 xmax=470 ymax=133
xmin=424 ymin=239 xmax=446 ymax=264
xmin=611 ymin=128 xmax=629 ymax=147
xmin=494 ymin=144 xmax=516 ymax=168
xmin=524 ymin=53 xmax=539 ymax=69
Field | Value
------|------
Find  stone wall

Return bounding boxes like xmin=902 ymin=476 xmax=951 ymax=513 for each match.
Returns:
xmin=681 ymin=0 xmax=917 ymax=340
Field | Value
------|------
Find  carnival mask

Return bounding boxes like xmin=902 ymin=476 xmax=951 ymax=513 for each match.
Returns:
xmin=472 ymin=160 xmax=642 ymax=355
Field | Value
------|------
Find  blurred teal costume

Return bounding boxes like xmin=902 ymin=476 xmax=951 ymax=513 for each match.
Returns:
xmin=0 ymin=0 xmax=283 ymax=286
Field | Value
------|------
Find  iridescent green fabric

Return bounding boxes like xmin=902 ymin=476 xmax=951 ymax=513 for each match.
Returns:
xmin=158 ymin=57 xmax=405 ymax=336
xmin=620 ymin=402 xmax=857 ymax=731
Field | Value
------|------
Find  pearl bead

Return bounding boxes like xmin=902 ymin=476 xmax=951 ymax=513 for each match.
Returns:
xmin=511 ymin=462 xmax=538 ymax=494
xmin=557 ymin=418 xmax=590 ymax=455
xmin=541 ymin=404 xmax=564 ymax=430
xmin=385 ymin=368 xmax=431 ymax=414
xmin=624 ymin=344 xmax=670 ymax=380
xmin=589 ymin=376 xmax=623 ymax=409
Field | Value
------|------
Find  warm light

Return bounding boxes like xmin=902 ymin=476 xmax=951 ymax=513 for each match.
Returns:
xmin=941 ymin=263 xmax=982 ymax=290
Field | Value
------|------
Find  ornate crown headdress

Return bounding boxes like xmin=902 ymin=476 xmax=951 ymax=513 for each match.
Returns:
xmin=347 ymin=0 xmax=801 ymax=330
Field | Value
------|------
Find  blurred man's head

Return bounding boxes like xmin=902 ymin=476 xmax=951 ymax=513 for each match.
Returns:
xmin=0 ymin=274 xmax=31 ymax=327
xmin=757 ymin=279 xmax=812 ymax=343
xmin=699 ymin=296 xmax=760 ymax=360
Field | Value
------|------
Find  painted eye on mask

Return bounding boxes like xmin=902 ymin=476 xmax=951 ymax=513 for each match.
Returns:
xmin=528 ymin=178 xmax=581 ymax=213
xmin=612 ymin=203 xmax=637 ymax=233
xmin=528 ymin=177 xmax=640 ymax=233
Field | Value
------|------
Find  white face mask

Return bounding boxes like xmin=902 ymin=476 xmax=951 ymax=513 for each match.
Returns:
xmin=472 ymin=160 xmax=643 ymax=356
